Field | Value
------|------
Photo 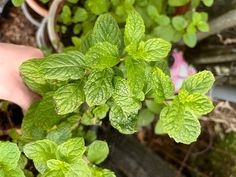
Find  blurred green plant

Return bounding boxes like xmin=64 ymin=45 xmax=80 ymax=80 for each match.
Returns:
xmin=192 ymin=133 xmax=236 ymax=177
xmin=56 ymin=0 xmax=214 ymax=49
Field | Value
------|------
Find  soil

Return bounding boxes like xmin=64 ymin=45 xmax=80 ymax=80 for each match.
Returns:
xmin=0 ymin=7 xmax=37 ymax=46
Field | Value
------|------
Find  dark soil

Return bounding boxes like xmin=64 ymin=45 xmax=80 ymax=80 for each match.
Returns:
xmin=0 ymin=7 xmax=37 ymax=46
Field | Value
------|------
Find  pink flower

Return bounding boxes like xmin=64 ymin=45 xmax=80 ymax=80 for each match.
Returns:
xmin=170 ymin=49 xmax=196 ymax=93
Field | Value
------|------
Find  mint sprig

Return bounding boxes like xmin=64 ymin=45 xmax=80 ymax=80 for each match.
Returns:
xmin=20 ymin=11 xmax=214 ymax=148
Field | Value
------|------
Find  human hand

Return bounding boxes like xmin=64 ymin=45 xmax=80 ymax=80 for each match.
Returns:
xmin=0 ymin=43 xmax=43 ymax=112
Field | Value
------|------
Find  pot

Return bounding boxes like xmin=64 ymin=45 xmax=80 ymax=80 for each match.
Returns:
xmin=21 ymin=2 xmax=41 ymax=27
xmin=21 ymin=0 xmax=49 ymax=27
xmin=47 ymin=0 xmax=64 ymax=52
xmin=36 ymin=0 xmax=64 ymax=51
xmin=25 ymin=0 xmax=48 ymax=17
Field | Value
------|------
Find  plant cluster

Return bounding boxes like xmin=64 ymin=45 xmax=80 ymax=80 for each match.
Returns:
xmin=193 ymin=133 xmax=236 ymax=177
xmin=1 ymin=5 xmax=215 ymax=177
xmin=12 ymin=0 xmax=214 ymax=47
xmin=0 ymin=138 xmax=114 ymax=176
xmin=55 ymin=0 xmax=214 ymax=48
xmin=19 ymin=11 xmax=214 ymax=144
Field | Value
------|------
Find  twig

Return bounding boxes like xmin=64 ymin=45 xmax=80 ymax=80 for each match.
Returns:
xmin=176 ymin=144 xmax=195 ymax=177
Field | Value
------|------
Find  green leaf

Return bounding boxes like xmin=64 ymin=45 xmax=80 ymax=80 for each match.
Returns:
xmin=138 ymin=38 xmax=171 ymax=61
xmin=72 ymin=7 xmax=88 ymax=23
xmin=53 ymin=83 xmax=85 ymax=115
xmin=160 ymin=103 xmax=201 ymax=144
xmin=60 ymin=5 xmax=72 ymax=25
xmin=18 ymin=155 xmax=28 ymax=170
xmin=125 ymin=58 xmax=145 ymax=100
xmin=46 ymin=127 xmax=72 ymax=145
xmin=11 ymin=0 xmax=24 ymax=7
xmin=23 ymin=139 xmax=57 ymax=163
xmin=124 ymin=10 xmax=145 ymax=45
xmin=87 ymin=0 xmax=110 ymax=15
xmin=146 ymin=5 xmax=159 ymax=20
xmin=153 ymin=25 xmax=176 ymax=42
xmin=202 ymin=0 xmax=214 ymax=6
xmin=155 ymin=119 xmax=166 ymax=135
xmin=197 ymin=21 xmax=209 ymax=32
xmin=192 ymin=12 xmax=202 ymax=24
xmin=168 ymin=0 xmax=190 ymax=6
xmin=151 ymin=67 xmax=175 ymax=103
xmin=68 ymin=0 xmax=79 ymax=3
xmin=5 ymin=167 xmax=25 ymax=177
xmin=137 ymin=108 xmax=155 ymax=127
xmin=93 ymin=104 xmax=109 ymax=119
xmin=172 ymin=16 xmax=187 ymax=31
xmin=109 ymin=104 xmax=138 ymax=134
xmin=73 ymin=25 xmax=82 ymax=35
xmin=156 ymin=15 xmax=170 ymax=26
xmin=93 ymin=14 xmax=122 ymax=49
xmin=183 ymin=32 xmax=197 ymax=47
xmin=84 ymin=69 xmax=114 ymax=106
xmin=200 ymin=12 xmax=208 ymax=22
xmin=44 ymin=159 xmax=91 ymax=177
xmin=91 ymin=166 xmax=116 ymax=177
xmin=56 ymin=138 xmax=86 ymax=164
xmin=46 ymin=159 xmax=70 ymax=176
xmin=187 ymin=23 xmax=197 ymax=33
xmin=112 ymin=77 xmax=141 ymax=113
xmin=79 ymin=32 xmax=95 ymax=54
xmin=0 ymin=141 xmax=21 ymax=170
xmin=22 ymin=94 xmax=64 ymax=140
xmin=40 ymin=51 xmax=85 ymax=81
xmin=34 ymin=162 xmax=48 ymax=174
xmin=68 ymin=161 xmax=92 ymax=177
xmin=20 ymin=59 xmax=52 ymax=95
xmin=85 ymin=42 xmax=119 ymax=69
xmin=145 ymin=100 xmax=165 ymax=114
xmin=178 ymin=90 xmax=214 ymax=115
xmin=181 ymin=70 xmax=215 ymax=94
xmin=191 ymin=0 xmax=200 ymax=7
xmin=87 ymin=140 xmax=109 ymax=164
xmin=155 ymin=60 xmax=171 ymax=76
xmin=81 ymin=109 xmax=98 ymax=126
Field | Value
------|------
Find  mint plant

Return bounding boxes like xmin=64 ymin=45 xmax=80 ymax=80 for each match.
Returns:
xmin=20 ymin=10 xmax=215 ymax=147
xmin=0 ymin=141 xmax=25 ymax=177
xmin=0 ymin=138 xmax=113 ymax=177
xmin=0 ymin=9 xmax=214 ymax=177
xmin=23 ymin=138 xmax=114 ymax=176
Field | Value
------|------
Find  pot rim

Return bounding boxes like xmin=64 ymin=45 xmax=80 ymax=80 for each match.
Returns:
xmin=47 ymin=0 xmax=66 ymax=52
xmin=25 ymin=0 xmax=49 ymax=17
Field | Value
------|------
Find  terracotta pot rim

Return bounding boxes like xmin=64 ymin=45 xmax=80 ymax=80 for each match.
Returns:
xmin=25 ymin=0 xmax=49 ymax=17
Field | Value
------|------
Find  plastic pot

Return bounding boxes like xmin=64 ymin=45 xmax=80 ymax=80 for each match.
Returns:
xmin=36 ymin=0 xmax=64 ymax=51
xmin=36 ymin=17 xmax=49 ymax=48
xmin=47 ymin=0 xmax=64 ymax=52
xmin=21 ymin=2 xmax=41 ymax=27
xmin=25 ymin=0 xmax=48 ymax=17
xmin=21 ymin=0 xmax=49 ymax=27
